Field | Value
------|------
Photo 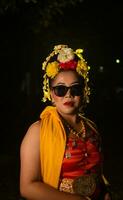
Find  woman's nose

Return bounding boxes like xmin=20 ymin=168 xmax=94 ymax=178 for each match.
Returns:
xmin=65 ymin=88 xmax=72 ymax=97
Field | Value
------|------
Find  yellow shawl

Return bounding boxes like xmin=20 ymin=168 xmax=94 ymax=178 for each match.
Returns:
xmin=40 ymin=106 xmax=66 ymax=188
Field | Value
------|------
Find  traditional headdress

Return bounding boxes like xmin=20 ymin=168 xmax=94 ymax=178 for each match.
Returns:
xmin=42 ymin=44 xmax=90 ymax=103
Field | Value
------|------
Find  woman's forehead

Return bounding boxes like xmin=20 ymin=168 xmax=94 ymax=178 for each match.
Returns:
xmin=52 ymin=70 xmax=79 ymax=84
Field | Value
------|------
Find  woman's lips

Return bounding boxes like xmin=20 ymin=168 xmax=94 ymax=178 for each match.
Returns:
xmin=63 ymin=101 xmax=74 ymax=106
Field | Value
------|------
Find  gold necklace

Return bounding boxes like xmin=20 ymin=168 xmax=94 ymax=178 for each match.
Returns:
xmin=66 ymin=119 xmax=86 ymax=139
xmin=64 ymin=119 xmax=86 ymax=159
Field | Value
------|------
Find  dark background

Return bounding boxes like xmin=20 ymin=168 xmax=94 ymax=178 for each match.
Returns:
xmin=0 ymin=0 xmax=123 ymax=199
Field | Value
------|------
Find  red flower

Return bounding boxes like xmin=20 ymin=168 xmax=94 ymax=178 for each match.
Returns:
xmin=59 ymin=60 xmax=77 ymax=70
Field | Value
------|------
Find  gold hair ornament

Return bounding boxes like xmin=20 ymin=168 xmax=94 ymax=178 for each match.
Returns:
xmin=42 ymin=44 xmax=90 ymax=103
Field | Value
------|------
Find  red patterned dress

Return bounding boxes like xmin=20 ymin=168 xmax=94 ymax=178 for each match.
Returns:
xmin=59 ymin=119 xmax=106 ymax=199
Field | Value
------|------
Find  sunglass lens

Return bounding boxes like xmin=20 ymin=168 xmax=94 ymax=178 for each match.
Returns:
xmin=53 ymin=86 xmax=67 ymax=97
xmin=71 ymin=85 xmax=82 ymax=96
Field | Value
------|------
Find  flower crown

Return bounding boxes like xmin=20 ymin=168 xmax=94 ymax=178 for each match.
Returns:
xmin=42 ymin=44 xmax=90 ymax=103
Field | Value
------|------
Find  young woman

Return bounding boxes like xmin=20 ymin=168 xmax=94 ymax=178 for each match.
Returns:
xmin=20 ymin=44 xmax=111 ymax=200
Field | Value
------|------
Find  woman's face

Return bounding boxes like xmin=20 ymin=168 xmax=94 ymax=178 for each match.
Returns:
xmin=50 ymin=70 xmax=84 ymax=116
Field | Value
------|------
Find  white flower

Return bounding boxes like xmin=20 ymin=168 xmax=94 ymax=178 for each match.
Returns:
xmin=57 ymin=48 xmax=75 ymax=63
xmin=54 ymin=44 xmax=68 ymax=52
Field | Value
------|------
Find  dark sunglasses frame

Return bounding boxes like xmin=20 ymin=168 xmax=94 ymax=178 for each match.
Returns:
xmin=52 ymin=84 xmax=83 ymax=97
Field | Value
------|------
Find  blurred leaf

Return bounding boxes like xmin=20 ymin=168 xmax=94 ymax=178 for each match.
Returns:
xmin=0 ymin=0 xmax=83 ymax=29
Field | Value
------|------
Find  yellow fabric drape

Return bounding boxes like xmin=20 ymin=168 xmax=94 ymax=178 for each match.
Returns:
xmin=39 ymin=106 xmax=110 ymax=189
xmin=40 ymin=106 xmax=66 ymax=188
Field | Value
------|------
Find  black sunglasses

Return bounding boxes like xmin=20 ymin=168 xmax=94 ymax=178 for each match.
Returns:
xmin=52 ymin=84 xmax=83 ymax=97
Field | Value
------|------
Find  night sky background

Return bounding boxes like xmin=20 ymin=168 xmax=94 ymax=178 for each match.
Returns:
xmin=0 ymin=0 xmax=123 ymax=199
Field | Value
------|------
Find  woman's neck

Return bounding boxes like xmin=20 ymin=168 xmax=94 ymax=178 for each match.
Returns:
xmin=58 ymin=111 xmax=80 ymax=126
xmin=59 ymin=112 xmax=84 ymax=136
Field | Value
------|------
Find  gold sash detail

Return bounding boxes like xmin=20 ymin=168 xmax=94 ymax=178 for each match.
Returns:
xmin=59 ymin=174 xmax=99 ymax=196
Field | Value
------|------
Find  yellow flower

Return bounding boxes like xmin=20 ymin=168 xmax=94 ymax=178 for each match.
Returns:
xmin=76 ymin=60 xmax=89 ymax=78
xmin=42 ymin=61 xmax=47 ymax=70
xmin=46 ymin=61 xmax=59 ymax=78
xmin=43 ymin=90 xmax=51 ymax=102
xmin=75 ymin=49 xmax=83 ymax=59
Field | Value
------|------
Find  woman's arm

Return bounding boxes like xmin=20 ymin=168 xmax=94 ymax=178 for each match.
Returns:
xmin=20 ymin=121 xmax=86 ymax=200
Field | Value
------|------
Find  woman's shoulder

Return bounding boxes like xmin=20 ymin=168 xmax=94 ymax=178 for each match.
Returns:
xmin=28 ymin=120 xmax=41 ymax=131
xmin=79 ymin=114 xmax=98 ymax=133
xmin=20 ymin=120 xmax=41 ymax=165
xmin=20 ymin=120 xmax=41 ymax=147
xmin=79 ymin=114 xmax=96 ymax=125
